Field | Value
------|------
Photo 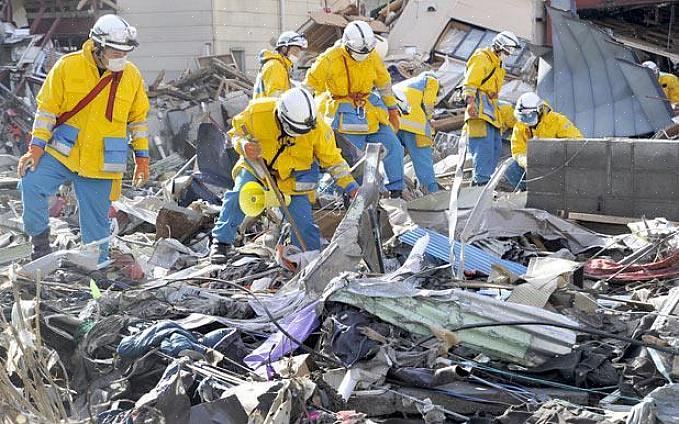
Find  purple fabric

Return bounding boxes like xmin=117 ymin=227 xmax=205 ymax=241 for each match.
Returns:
xmin=244 ymin=301 xmax=320 ymax=369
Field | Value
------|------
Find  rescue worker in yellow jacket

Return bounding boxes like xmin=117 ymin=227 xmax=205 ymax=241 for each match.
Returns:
xmin=253 ymin=31 xmax=307 ymax=99
xmin=462 ymin=31 xmax=520 ymax=185
xmin=210 ymin=88 xmax=358 ymax=264
xmin=393 ymin=72 xmax=440 ymax=193
xmin=18 ymin=14 xmax=149 ymax=261
xmin=304 ymin=21 xmax=404 ymax=198
xmin=642 ymin=61 xmax=679 ymax=107
xmin=505 ymin=92 xmax=583 ymax=191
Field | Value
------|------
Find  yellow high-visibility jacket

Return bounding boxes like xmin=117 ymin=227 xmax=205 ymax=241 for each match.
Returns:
xmin=511 ymin=108 xmax=583 ymax=161
xmin=31 ymin=40 xmax=149 ymax=197
xmin=253 ymin=50 xmax=292 ymax=99
xmin=304 ymin=44 xmax=395 ymax=134
xmin=462 ymin=47 xmax=506 ymax=137
xmin=394 ymin=73 xmax=439 ymax=146
xmin=659 ymin=72 xmax=679 ymax=105
xmin=228 ymin=97 xmax=358 ymax=195
xmin=497 ymin=102 xmax=517 ymax=135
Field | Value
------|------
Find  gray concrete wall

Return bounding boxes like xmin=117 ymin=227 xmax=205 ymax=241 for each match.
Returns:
xmin=527 ymin=138 xmax=679 ymax=220
xmin=119 ymin=0 xmax=326 ymax=82
xmin=118 ymin=0 xmax=215 ymax=82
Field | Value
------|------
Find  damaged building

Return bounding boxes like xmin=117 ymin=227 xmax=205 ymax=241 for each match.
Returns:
xmin=1 ymin=0 xmax=679 ymax=423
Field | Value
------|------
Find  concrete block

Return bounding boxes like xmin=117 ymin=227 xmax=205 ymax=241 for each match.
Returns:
xmin=527 ymin=167 xmax=565 ymax=194
xmin=526 ymin=193 xmax=565 ymax=214
xmin=528 ymin=139 xmax=566 ymax=167
xmin=565 ymin=169 xmax=609 ymax=197
xmin=610 ymin=141 xmax=633 ymax=170
xmin=611 ymin=171 xmax=633 ymax=196
xmin=565 ymin=195 xmax=602 ymax=214
xmin=634 ymin=170 xmax=679 ymax=199
xmin=603 ymin=197 xmax=635 ymax=217
xmin=566 ymin=139 xmax=608 ymax=169
xmin=528 ymin=138 xmax=679 ymax=221
xmin=634 ymin=141 xmax=679 ymax=170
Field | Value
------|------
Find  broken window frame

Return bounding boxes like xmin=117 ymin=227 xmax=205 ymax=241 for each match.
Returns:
xmin=433 ymin=19 xmax=531 ymax=76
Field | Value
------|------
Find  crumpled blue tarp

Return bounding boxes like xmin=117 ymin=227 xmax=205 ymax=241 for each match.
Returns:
xmin=244 ymin=301 xmax=320 ymax=369
xmin=117 ymin=321 xmax=235 ymax=359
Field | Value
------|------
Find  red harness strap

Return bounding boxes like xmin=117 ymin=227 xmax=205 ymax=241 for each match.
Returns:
xmin=333 ymin=56 xmax=369 ymax=107
xmin=55 ymin=71 xmax=122 ymax=127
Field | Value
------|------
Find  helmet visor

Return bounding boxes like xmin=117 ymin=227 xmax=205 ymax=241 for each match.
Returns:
xmin=517 ymin=110 xmax=538 ymax=126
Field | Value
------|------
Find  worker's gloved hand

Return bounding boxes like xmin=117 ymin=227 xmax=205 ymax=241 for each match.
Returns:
xmin=516 ymin=154 xmax=527 ymax=169
xmin=133 ymin=156 xmax=150 ymax=187
xmin=388 ymin=109 xmax=400 ymax=132
xmin=348 ymin=187 xmax=359 ymax=199
xmin=243 ymin=140 xmax=262 ymax=160
xmin=466 ymin=97 xmax=478 ymax=118
xmin=18 ymin=145 xmax=45 ymax=177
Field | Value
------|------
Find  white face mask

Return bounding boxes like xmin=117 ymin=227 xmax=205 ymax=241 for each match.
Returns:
xmin=289 ymin=54 xmax=300 ymax=66
xmin=350 ymin=51 xmax=370 ymax=62
xmin=106 ymin=56 xmax=127 ymax=72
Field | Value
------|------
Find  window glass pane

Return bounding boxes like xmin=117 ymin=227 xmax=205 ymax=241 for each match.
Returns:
xmin=454 ymin=29 xmax=485 ymax=60
xmin=436 ymin=28 xmax=468 ymax=55
xmin=478 ymin=31 xmax=497 ymax=49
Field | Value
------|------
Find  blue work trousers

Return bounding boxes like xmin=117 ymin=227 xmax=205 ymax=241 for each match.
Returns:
xmin=504 ymin=158 xmax=527 ymax=191
xmin=468 ymin=122 xmax=502 ymax=185
xmin=342 ymin=124 xmax=404 ymax=191
xmin=397 ymin=130 xmax=438 ymax=193
xmin=211 ymin=169 xmax=321 ymax=250
xmin=20 ymin=152 xmax=113 ymax=261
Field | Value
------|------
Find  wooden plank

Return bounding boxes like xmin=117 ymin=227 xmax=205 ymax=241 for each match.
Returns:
xmin=566 ymin=212 xmax=679 ymax=226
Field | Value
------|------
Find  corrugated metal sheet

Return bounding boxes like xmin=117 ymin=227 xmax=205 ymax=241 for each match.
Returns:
xmin=399 ymin=227 xmax=528 ymax=276
xmin=538 ymin=7 xmax=673 ymax=137
xmin=329 ymin=278 xmax=577 ymax=367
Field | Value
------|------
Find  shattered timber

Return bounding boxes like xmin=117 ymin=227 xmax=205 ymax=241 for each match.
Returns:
xmin=1 ymin=0 xmax=679 ymax=423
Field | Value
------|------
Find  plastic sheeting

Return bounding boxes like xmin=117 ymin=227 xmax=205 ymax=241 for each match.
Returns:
xmin=538 ymin=8 xmax=673 ymax=137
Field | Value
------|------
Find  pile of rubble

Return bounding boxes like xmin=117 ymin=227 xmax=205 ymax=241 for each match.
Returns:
xmin=3 ymin=134 xmax=679 ymax=423
xmin=2 ymin=1 xmax=679 ymax=424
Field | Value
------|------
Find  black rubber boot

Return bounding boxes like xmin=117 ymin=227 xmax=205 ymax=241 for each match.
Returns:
xmin=209 ymin=242 xmax=233 ymax=265
xmin=388 ymin=189 xmax=403 ymax=199
xmin=31 ymin=229 xmax=52 ymax=261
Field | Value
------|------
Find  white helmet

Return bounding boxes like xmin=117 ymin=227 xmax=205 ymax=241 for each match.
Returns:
xmin=342 ymin=21 xmax=376 ymax=61
xmin=374 ymin=34 xmax=388 ymax=60
xmin=277 ymin=88 xmax=317 ymax=137
xmin=642 ymin=60 xmax=660 ymax=77
xmin=276 ymin=31 xmax=308 ymax=50
xmin=492 ymin=31 xmax=520 ymax=56
xmin=514 ymin=92 xmax=544 ymax=126
xmin=89 ymin=14 xmax=138 ymax=52
xmin=393 ymin=89 xmax=411 ymax=115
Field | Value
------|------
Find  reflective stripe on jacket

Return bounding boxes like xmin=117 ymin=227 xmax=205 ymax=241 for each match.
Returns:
xmin=31 ymin=39 xmax=149 ymax=183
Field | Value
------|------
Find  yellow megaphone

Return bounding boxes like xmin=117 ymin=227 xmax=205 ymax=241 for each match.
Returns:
xmin=239 ymin=181 xmax=291 ymax=217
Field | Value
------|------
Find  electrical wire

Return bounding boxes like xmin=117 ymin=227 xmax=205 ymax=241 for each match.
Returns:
xmin=463 ymin=361 xmax=642 ymax=403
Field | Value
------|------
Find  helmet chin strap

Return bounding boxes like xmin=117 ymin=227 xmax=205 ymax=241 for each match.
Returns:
xmin=93 ymin=45 xmax=107 ymax=68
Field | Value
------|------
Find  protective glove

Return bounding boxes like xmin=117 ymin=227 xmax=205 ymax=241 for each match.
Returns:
xmin=133 ymin=156 xmax=150 ymax=187
xmin=243 ymin=140 xmax=262 ymax=160
xmin=348 ymin=187 xmax=359 ymax=199
xmin=516 ymin=154 xmax=527 ymax=169
xmin=18 ymin=145 xmax=45 ymax=177
xmin=388 ymin=108 xmax=400 ymax=132
xmin=466 ymin=96 xmax=478 ymax=119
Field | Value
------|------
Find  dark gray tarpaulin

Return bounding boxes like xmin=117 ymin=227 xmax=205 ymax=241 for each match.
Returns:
xmin=538 ymin=7 xmax=673 ymax=137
